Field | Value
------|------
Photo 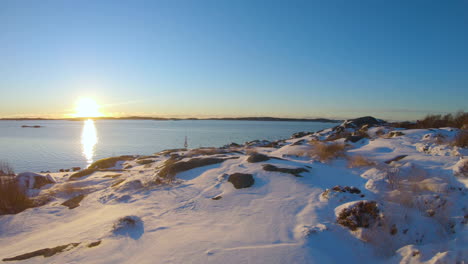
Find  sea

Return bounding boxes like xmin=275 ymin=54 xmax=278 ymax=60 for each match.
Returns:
xmin=0 ymin=120 xmax=336 ymax=172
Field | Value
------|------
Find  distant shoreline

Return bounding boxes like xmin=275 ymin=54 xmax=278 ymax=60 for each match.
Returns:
xmin=0 ymin=117 xmax=342 ymax=123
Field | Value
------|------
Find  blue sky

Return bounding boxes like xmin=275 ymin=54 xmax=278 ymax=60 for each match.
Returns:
xmin=0 ymin=0 xmax=467 ymax=120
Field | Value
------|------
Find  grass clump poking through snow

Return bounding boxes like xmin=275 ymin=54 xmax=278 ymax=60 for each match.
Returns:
xmin=309 ymin=140 xmax=346 ymax=162
xmin=348 ymin=155 xmax=376 ymax=168
xmin=451 ymin=131 xmax=468 ymax=148
xmin=0 ymin=161 xmax=15 ymax=176
xmin=0 ymin=180 xmax=34 ymax=215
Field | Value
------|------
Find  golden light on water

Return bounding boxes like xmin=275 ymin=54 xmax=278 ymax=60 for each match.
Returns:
xmin=74 ymin=98 xmax=103 ymax=118
xmin=81 ymin=119 xmax=98 ymax=165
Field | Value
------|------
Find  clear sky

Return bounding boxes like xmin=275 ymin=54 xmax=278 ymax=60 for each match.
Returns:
xmin=1 ymin=0 xmax=467 ymax=120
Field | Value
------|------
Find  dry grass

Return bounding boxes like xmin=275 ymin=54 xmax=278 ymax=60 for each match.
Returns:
xmin=45 ymin=182 xmax=84 ymax=197
xmin=0 ymin=161 xmax=15 ymax=176
xmin=309 ymin=141 xmax=347 ymax=162
xmin=0 ymin=180 xmax=33 ymax=215
xmin=451 ymin=131 xmax=468 ymax=148
xmin=347 ymin=155 xmax=376 ymax=168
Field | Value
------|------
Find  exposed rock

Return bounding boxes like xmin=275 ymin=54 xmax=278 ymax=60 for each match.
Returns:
xmin=88 ymin=155 xmax=135 ymax=170
xmin=211 ymin=196 xmax=222 ymax=200
xmin=347 ymin=116 xmax=383 ymax=128
xmin=72 ymin=167 xmax=81 ymax=172
xmin=246 ymin=153 xmax=270 ymax=163
xmin=345 ymin=135 xmax=365 ymax=143
xmin=384 ymin=155 xmax=408 ymax=164
xmin=87 ymin=240 xmax=102 ymax=248
xmin=291 ymin=139 xmax=307 ymax=146
xmin=136 ymin=159 xmax=155 ymax=165
xmin=61 ymin=194 xmax=86 ymax=209
xmin=158 ymin=157 xmax=229 ymax=179
xmin=228 ymin=173 xmax=255 ymax=189
xmin=322 ymin=186 xmax=363 ymax=200
xmin=332 ymin=185 xmax=361 ymax=194
xmin=245 ymin=140 xmax=273 ymax=147
xmin=292 ymin=131 xmax=312 ymax=139
xmin=262 ymin=164 xmax=309 ymax=177
xmin=388 ymin=131 xmax=405 ymax=137
xmin=2 ymin=243 xmax=80 ymax=261
xmin=222 ymin=142 xmax=241 ymax=148
xmin=336 ymin=201 xmax=381 ymax=231
xmin=69 ymin=168 xmax=97 ymax=180
xmin=16 ymin=172 xmax=55 ymax=189
xmin=111 ymin=179 xmax=126 ymax=188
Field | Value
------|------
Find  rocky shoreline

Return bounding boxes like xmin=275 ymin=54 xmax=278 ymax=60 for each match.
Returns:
xmin=1 ymin=116 xmax=467 ymax=263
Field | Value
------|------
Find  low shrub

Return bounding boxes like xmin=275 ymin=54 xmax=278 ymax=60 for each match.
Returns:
xmin=337 ymin=201 xmax=381 ymax=231
xmin=0 ymin=180 xmax=33 ymax=215
xmin=0 ymin=161 xmax=15 ymax=176
xmin=451 ymin=131 xmax=468 ymax=148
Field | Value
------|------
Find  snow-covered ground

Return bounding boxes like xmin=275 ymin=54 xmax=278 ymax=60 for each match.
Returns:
xmin=1 ymin=118 xmax=467 ymax=263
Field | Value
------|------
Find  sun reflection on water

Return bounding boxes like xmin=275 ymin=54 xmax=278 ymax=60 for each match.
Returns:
xmin=81 ymin=119 xmax=98 ymax=165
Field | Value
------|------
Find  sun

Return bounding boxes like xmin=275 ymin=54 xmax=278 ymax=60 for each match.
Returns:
xmin=74 ymin=98 xmax=103 ymax=118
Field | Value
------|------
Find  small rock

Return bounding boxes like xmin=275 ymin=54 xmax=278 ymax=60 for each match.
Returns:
xmin=228 ymin=173 xmax=254 ymax=189
xmin=61 ymin=194 xmax=86 ymax=209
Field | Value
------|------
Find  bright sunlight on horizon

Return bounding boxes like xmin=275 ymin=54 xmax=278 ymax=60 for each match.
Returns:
xmin=73 ymin=98 xmax=104 ymax=118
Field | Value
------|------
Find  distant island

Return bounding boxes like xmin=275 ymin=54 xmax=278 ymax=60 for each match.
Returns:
xmin=0 ymin=116 xmax=342 ymax=123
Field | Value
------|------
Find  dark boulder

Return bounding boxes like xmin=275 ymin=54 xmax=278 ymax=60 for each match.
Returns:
xmin=262 ymin=164 xmax=309 ymax=177
xmin=247 ymin=153 xmax=270 ymax=163
xmin=348 ymin=116 xmax=383 ymax=128
xmin=345 ymin=135 xmax=365 ymax=143
xmin=228 ymin=173 xmax=254 ymax=189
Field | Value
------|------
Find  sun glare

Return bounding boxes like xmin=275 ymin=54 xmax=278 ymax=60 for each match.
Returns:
xmin=74 ymin=98 xmax=103 ymax=118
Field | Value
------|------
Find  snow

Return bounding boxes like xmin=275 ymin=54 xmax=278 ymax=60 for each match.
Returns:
xmin=0 ymin=123 xmax=467 ymax=263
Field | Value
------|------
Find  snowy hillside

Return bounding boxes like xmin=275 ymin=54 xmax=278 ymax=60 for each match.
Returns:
xmin=1 ymin=117 xmax=467 ymax=263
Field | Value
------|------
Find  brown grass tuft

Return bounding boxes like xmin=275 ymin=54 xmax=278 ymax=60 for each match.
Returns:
xmin=0 ymin=161 xmax=15 ymax=176
xmin=0 ymin=180 xmax=33 ymax=215
xmin=348 ymin=155 xmax=376 ymax=168
xmin=451 ymin=131 xmax=468 ymax=148
xmin=309 ymin=141 xmax=346 ymax=162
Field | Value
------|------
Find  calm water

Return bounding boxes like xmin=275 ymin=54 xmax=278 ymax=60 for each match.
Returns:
xmin=0 ymin=120 xmax=336 ymax=172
